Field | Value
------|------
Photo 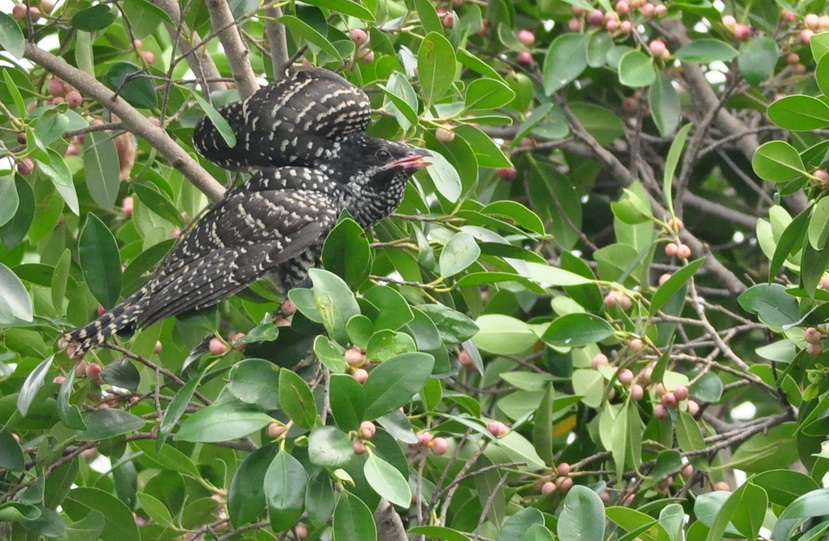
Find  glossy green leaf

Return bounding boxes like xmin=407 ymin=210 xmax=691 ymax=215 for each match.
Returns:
xmin=649 ymin=71 xmax=680 ymax=137
xmin=570 ymin=102 xmax=624 ymax=145
xmin=79 ymin=213 xmax=122 ymax=308
xmin=0 ymin=428 xmax=24 ymax=471
xmin=107 ymin=62 xmax=158 ymax=109
xmin=752 ymin=140 xmax=806 ymax=182
xmin=228 ymin=358 xmax=280 ymax=410
xmin=314 ymin=335 xmax=347 ymax=374
xmin=192 ymin=92 xmax=236 ymax=148
xmin=310 ymin=268 xmax=360 ymax=346
xmin=409 ymin=526 xmax=472 ymax=541
xmin=738 ymin=37 xmax=778 ymax=86
xmin=277 ymin=16 xmax=342 ymax=60
xmin=650 ymin=258 xmax=705 ymax=315
xmin=37 ymin=149 xmax=79 ymax=214
xmin=133 ymin=182 xmax=186 ymax=226
xmin=305 ymin=471 xmax=336 ymax=527
xmin=558 ymin=486 xmax=606 ymax=540
xmin=418 ymin=32 xmax=457 ymax=106
xmin=278 ymin=368 xmax=318 ymax=429
xmin=0 ymin=263 xmax=33 ymax=325
xmin=473 ymin=314 xmax=538 ymax=355
xmin=730 ymin=483 xmax=767 ymax=540
xmin=542 ymin=313 xmax=614 ymax=347
xmin=809 ymin=197 xmax=829 ymax=250
xmin=0 ymin=174 xmax=33 ymax=249
xmin=58 ymin=369 xmax=87 ymax=431
xmin=71 ymin=4 xmax=117 ymax=31
xmin=767 ymin=95 xmax=829 ymax=131
xmin=77 ymin=409 xmax=145 ymax=440
xmin=618 ymin=49 xmax=656 ymax=87
xmin=426 ymin=150 xmax=462 ymax=202
xmin=62 ymin=487 xmax=141 ymax=541
xmin=0 ymin=175 xmax=19 ymax=228
xmin=772 ymin=489 xmax=829 ymax=541
xmin=543 ymin=33 xmax=589 ymax=94
xmin=322 ymin=217 xmax=371 ymax=288
xmin=329 ymin=373 xmax=366 ymax=431
xmin=364 ymin=286 xmax=413 ymax=330
xmin=674 ymin=39 xmax=738 ymax=62
xmin=0 ymin=12 xmax=24 ymax=59
xmin=333 ymin=491 xmax=376 ymax=541
xmin=175 ymin=401 xmax=272 ymax=442
xmin=737 ymin=283 xmax=799 ymax=328
xmin=496 ymin=507 xmax=544 ymax=541
xmin=265 ymin=451 xmax=308 ymax=532
xmin=308 ymin=426 xmax=353 ymax=468
xmin=363 ymin=352 xmax=435 ymax=418
xmin=228 ymin=444 xmax=279 ymax=527
xmin=157 ymin=372 xmax=203 ymax=450
xmin=0 ymin=502 xmax=41 ymax=522
xmin=364 ymin=453 xmax=411 ymax=507
xmin=439 ymin=232 xmax=480 ymax=278
xmin=17 ymin=355 xmax=52 ymax=417
xmin=465 ymin=78 xmax=516 ymax=111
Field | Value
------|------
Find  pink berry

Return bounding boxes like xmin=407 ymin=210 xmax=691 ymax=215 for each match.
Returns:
xmin=665 ymin=242 xmax=679 ymax=256
xmin=440 ymin=11 xmax=455 ymax=28
xmin=822 ymin=275 xmax=829 ymax=290
xmin=541 ymin=481 xmax=557 ymax=495
xmin=430 ymin=437 xmax=449 ymax=455
xmin=558 ymin=477 xmax=574 ymax=492
xmin=640 ymin=2 xmax=655 ymax=17
xmin=208 ymin=337 xmax=228 ymax=355
xmin=53 ymin=375 xmax=66 ymax=385
xmin=654 ymin=4 xmax=667 ymax=17
xmin=733 ymin=24 xmax=752 ymax=40
xmin=687 ymin=400 xmax=700 ymax=416
xmin=122 ymin=195 xmax=134 ymax=217
xmin=781 ymin=9 xmax=796 ymax=23
xmin=629 ymin=338 xmax=645 ymax=352
xmin=604 ymin=292 xmax=618 ymax=308
xmin=648 ymin=39 xmax=667 ymax=58
xmin=295 ymin=524 xmax=309 ymax=539
xmin=280 ymin=299 xmax=296 ymax=315
xmin=787 ymin=52 xmax=800 ymax=65
xmin=436 ymin=125 xmax=455 ymax=143
xmin=616 ymin=0 xmax=630 ymax=14
xmin=661 ymin=392 xmax=678 ymax=408
xmin=807 ymin=342 xmax=823 ymax=355
xmin=11 ymin=4 xmax=27 ymax=19
xmin=799 ymin=29 xmax=814 ymax=45
xmin=619 ymin=294 xmax=632 ymax=310
xmin=630 ymin=384 xmax=644 ymax=401
xmin=40 ymin=0 xmax=55 ymax=15
xmin=605 ymin=19 xmax=619 ymax=32
xmin=587 ymin=9 xmax=604 ymax=26
xmin=416 ymin=431 xmax=433 ymax=446
xmin=673 ymin=385 xmax=689 ymax=401
xmin=353 ymin=440 xmax=367 ymax=454
xmin=487 ymin=421 xmax=509 ymax=438
xmin=676 ymin=244 xmax=691 ymax=259
xmin=349 ymin=28 xmax=368 ymax=45
xmin=27 ymin=6 xmax=40 ymax=21
xmin=592 ymin=353 xmax=609 ymax=368
xmin=357 ymin=48 xmax=375 ymax=64
xmin=496 ymin=167 xmax=517 ymax=181
xmin=133 ymin=38 xmax=144 ymax=49
xmin=516 ymin=51 xmax=534 ymax=66
xmin=658 ymin=273 xmax=672 ymax=285
xmin=722 ymin=14 xmax=737 ymax=29
xmin=344 ymin=346 xmax=366 ymax=367
xmin=65 ymin=90 xmax=81 ymax=107
xmin=359 ymin=421 xmax=376 ymax=439
xmin=17 ymin=157 xmax=34 ymax=175
xmin=714 ymin=481 xmax=730 ymax=491
xmin=231 ymin=332 xmax=246 ymax=347
xmin=458 ymin=350 xmax=474 ymax=367
xmin=681 ymin=464 xmax=694 ymax=479
xmin=48 ymin=78 xmax=65 ymax=97
xmin=568 ymin=18 xmax=584 ymax=32
xmin=154 ymin=341 xmax=163 ymax=354
xmin=85 ymin=362 xmax=103 ymax=382
xmin=517 ymin=29 xmax=535 ymax=47
xmin=653 ymin=404 xmax=668 ymax=419
xmin=141 ymin=50 xmax=155 ymax=63
xmin=619 ymin=20 xmax=633 ymax=34
xmin=352 ymin=368 xmax=368 ymax=384
xmin=618 ymin=368 xmax=634 ymax=385
xmin=572 ymin=5 xmax=585 ymax=15
xmin=814 ymin=169 xmax=829 ymax=183
xmin=805 ymin=13 xmax=820 ymax=30
xmin=557 ymin=462 xmax=571 ymax=475
xmin=65 ymin=144 xmax=79 ymax=157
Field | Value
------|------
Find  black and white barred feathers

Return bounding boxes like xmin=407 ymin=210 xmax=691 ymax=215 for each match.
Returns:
xmin=63 ymin=68 xmax=431 ymax=357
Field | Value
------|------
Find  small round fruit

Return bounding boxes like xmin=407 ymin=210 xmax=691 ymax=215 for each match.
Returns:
xmin=352 ymin=368 xmax=369 ymax=383
xmin=592 ymin=353 xmax=609 ymax=368
xmin=687 ymin=400 xmax=700 ymax=416
xmin=66 ymin=90 xmax=82 ymax=107
xmin=416 ymin=431 xmax=433 ymax=446
xmin=458 ymin=350 xmax=474 ymax=368
xmin=733 ymin=24 xmax=751 ymax=40
xmin=53 ymin=375 xmax=66 ymax=385
xmin=517 ymin=29 xmax=535 ymax=47
xmin=154 ymin=340 xmax=163 ymax=354
xmin=629 ymin=338 xmax=645 ymax=353
xmin=557 ymin=462 xmax=571 ymax=476
xmin=133 ymin=38 xmax=144 ymax=49
xmin=435 ymin=125 xmax=455 ymax=143
xmin=267 ymin=422 xmax=286 ymax=438
xmin=630 ymin=384 xmax=644 ymax=401
xmin=11 ymin=4 xmax=27 ymax=19
xmin=122 ymin=196 xmax=134 ymax=216
xmin=349 ymin=28 xmax=369 ymax=45
xmin=680 ymin=464 xmax=694 ymax=479
xmin=673 ymin=385 xmax=689 ymax=401
xmin=787 ymin=52 xmax=800 ymax=65
xmin=654 ymin=4 xmax=667 ymax=17
xmin=209 ymin=338 xmax=229 ymax=355
xmin=721 ymin=14 xmax=736 ymax=29
xmin=441 ymin=11 xmax=455 ymax=28
xmin=665 ymin=242 xmax=679 ymax=256
xmin=141 ymin=50 xmax=155 ymax=63
xmin=430 ymin=437 xmax=449 ymax=455
xmin=714 ymin=481 xmax=730 ymax=491
xmin=814 ymin=169 xmax=829 ymax=183
xmin=357 ymin=48 xmax=375 ymax=64
xmin=568 ymin=18 xmax=583 ymax=32
xmin=17 ymin=157 xmax=35 ymax=175
xmin=48 ymin=78 xmax=66 ymax=97
xmin=661 ymin=391 xmax=678 ymax=408
xmin=618 ymin=368 xmax=634 ymax=385
xmin=658 ymin=273 xmax=672 ymax=285
xmin=676 ymin=244 xmax=691 ymax=259
xmin=85 ymin=362 xmax=103 ymax=382
xmin=516 ymin=51 xmax=534 ymax=66
xmin=27 ymin=6 xmax=41 ymax=21
xmin=619 ymin=20 xmax=633 ymax=33
xmin=496 ymin=167 xmax=518 ymax=181
xmin=799 ymin=29 xmax=814 ymax=45
xmin=557 ymin=477 xmax=574 ymax=492
xmin=487 ymin=421 xmax=509 ymax=438
xmin=805 ymin=13 xmax=820 ymax=30
xmin=587 ymin=9 xmax=604 ymax=26
xmin=653 ymin=404 xmax=669 ymax=419
xmin=353 ymin=440 xmax=367 ymax=454
xmin=640 ymin=3 xmax=655 ymax=17
xmin=541 ymin=481 xmax=557 ymax=495
xmin=41 ymin=0 xmax=55 ymax=14
xmin=359 ymin=421 xmax=377 ymax=439
xmin=616 ymin=0 xmax=630 ymax=14
xmin=648 ymin=39 xmax=667 ymax=58
xmin=295 ymin=524 xmax=309 ymax=540
xmin=344 ymin=346 xmax=366 ymax=367
xmin=807 ymin=342 xmax=823 ymax=355
xmin=65 ymin=145 xmax=79 ymax=156
xmin=780 ymin=9 xmax=796 ymax=22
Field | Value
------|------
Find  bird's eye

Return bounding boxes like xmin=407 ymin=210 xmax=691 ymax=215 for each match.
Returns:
xmin=375 ymin=149 xmax=391 ymax=162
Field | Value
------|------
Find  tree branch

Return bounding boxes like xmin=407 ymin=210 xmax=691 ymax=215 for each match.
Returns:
xmin=206 ymin=0 xmax=260 ymax=99
xmin=264 ymin=6 xmax=290 ymax=77
xmin=23 ymin=41 xmax=226 ymax=202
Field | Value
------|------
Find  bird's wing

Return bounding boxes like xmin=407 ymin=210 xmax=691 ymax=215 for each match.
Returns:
xmin=193 ymin=68 xmax=370 ymax=170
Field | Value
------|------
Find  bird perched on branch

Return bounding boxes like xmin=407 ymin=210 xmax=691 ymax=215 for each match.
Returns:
xmin=63 ymin=68 xmax=431 ymax=358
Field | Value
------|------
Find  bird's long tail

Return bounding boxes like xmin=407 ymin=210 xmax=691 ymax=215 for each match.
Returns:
xmin=60 ymin=286 xmax=152 ymax=358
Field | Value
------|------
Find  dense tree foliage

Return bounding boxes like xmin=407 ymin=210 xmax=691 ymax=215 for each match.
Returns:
xmin=1 ymin=0 xmax=829 ymax=539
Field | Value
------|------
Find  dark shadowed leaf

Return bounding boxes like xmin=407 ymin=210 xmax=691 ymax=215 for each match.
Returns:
xmin=78 ymin=409 xmax=145 ymax=440
xmin=71 ymin=4 xmax=117 ymax=31
xmin=228 ymin=444 xmax=278 ymax=527
xmin=79 ymin=213 xmax=122 ymax=308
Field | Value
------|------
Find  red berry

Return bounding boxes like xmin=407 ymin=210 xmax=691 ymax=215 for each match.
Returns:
xmin=619 ymin=20 xmax=633 ymax=34
xmin=458 ymin=350 xmax=474 ymax=367
xmin=640 ymin=3 xmax=655 ymax=17
xmin=208 ymin=337 xmax=229 ymax=355
xmin=441 ymin=11 xmax=455 ymax=28
xmin=616 ymin=0 xmax=630 ymax=14
xmin=344 ymin=346 xmax=366 ymax=367
xmin=787 ymin=53 xmax=800 ymax=65
xmin=349 ymin=28 xmax=368 ymax=45
xmin=496 ymin=167 xmax=517 ymax=181
xmin=605 ymin=19 xmax=619 ymax=32
xmin=352 ymin=368 xmax=368 ymax=383
xmin=17 ymin=157 xmax=34 ymax=175
xmin=280 ymin=299 xmax=296 ymax=315
xmin=430 ymin=437 xmax=449 ymax=455
xmin=85 ymin=362 xmax=103 ymax=382
xmin=416 ymin=431 xmax=433 ymax=446
xmin=65 ymin=145 xmax=79 ymax=157
xmin=733 ymin=24 xmax=752 ymax=40
xmin=517 ymin=29 xmax=535 ymax=47
xmin=661 ymin=392 xmax=678 ymax=408
xmin=780 ymin=10 xmax=796 ymax=23
xmin=653 ymin=404 xmax=668 ymax=419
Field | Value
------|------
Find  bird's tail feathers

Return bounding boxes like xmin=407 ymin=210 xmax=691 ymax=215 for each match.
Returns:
xmin=60 ymin=287 xmax=151 ymax=358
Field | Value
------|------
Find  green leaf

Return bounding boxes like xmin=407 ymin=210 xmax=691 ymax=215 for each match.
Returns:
xmin=1 ymin=175 xmax=34 ymax=249
xmin=305 ymin=471 xmax=336 ymax=527
xmin=329 ymin=374 xmax=366 ymax=431
xmin=0 ymin=12 xmax=25 ymax=59
xmin=106 ymin=62 xmax=158 ymax=109
xmin=416 ymin=304 xmax=479 ymax=344
xmin=310 ymin=268 xmax=360 ymax=346
xmin=751 ymin=140 xmax=806 ymax=183
xmin=496 ymin=507 xmax=544 ymax=541
xmin=192 ymin=92 xmax=236 ymax=148
xmin=333 ymin=491 xmax=376 ymax=541
xmin=79 ymin=213 xmax=122 ymax=308
xmin=542 ymin=313 xmax=614 ymax=347
xmin=308 ymin=426 xmax=353 ymax=468
xmin=0 ymin=262 xmax=33 ymax=324
xmin=278 ymin=368 xmax=319 ymax=429
xmin=662 ymin=123 xmax=693 ymax=216
xmin=322 ymin=217 xmax=371 ymax=288
xmin=83 ymin=132 xmax=120 ymax=211
xmin=618 ymin=49 xmax=657 ymax=88
xmin=364 ymin=286 xmax=413 ymax=330
xmin=730 ymin=483 xmax=767 ymax=540
xmin=570 ymin=102 xmax=624 ymax=146
xmin=58 ymin=370 xmax=87 ymax=431
xmin=738 ymin=37 xmax=779 ymax=86
xmin=175 ymin=401 xmax=272 ymax=442
xmin=809 ymin=197 xmax=829 ymax=250
xmin=726 ymin=423 xmax=798 ymax=472
xmin=650 ymin=258 xmax=705 ymax=315
xmin=276 ymin=16 xmax=342 ymax=60
xmin=772 ymin=489 xmax=829 ymax=541
xmin=426 ymin=150 xmax=462 ymax=202
xmin=265 ymin=451 xmax=307 ymax=532
xmin=674 ymin=39 xmax=738 ymax=62
xmin=0 ymin=427 xmax=24 ymax=471
xmin=543 ymin=33 xmax=589 ymax=94
xmin=418 ymin=32 xmax=457 ymax=106
xmin=767 ymin=95 xmax=829 ymax=131
xmin=17 ymin=355 xmax=53 ymax=417
xmin=77 ymin=409 xmax=146 ymax=440
xmin=363 ymin=352 xmax=435 ymax=418
xmin=157 ymin=372 xmax=202 ymax=450
xmin=315 ymin=335 xmax=347 ymax=374
xmin=228 ymin=444 xmax=279 ymax=527
xmin=62 ymin=487 xmax=141 ymax=541
xmin=558 ymin=486 xmax=606 ymax=540
xmin=465 ymin=78 xmax=516 ymax=111
xmin=37 ymin=149 xmax=79 ymax=214
xmin=228 ymin=359 xmax=280 ymax=410
xmin=71 ymin=4 xmax=117 ymax=31
xmin=364 ymin=453 xmax=411 ymax=507
xmin=737 ymin=283 xmax=799 ymax=328
xmin=649 ymin=71 xmax=680 ymax=137
xmin=409 ymin=526 xmax=472 ymax=541
xmin=752 ymin=470 xmax=819 ymax=506
xmin=122 ymin=0 xmax=173 ymax=37
xmin=473 ymin=314 xmax=538 ymax=355
xmin=439 ymin=232 xmax=480 ymax=277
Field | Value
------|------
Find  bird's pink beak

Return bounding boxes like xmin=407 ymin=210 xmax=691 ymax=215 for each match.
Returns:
xmin=387 ymin=150 xmax=432 ymax=171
